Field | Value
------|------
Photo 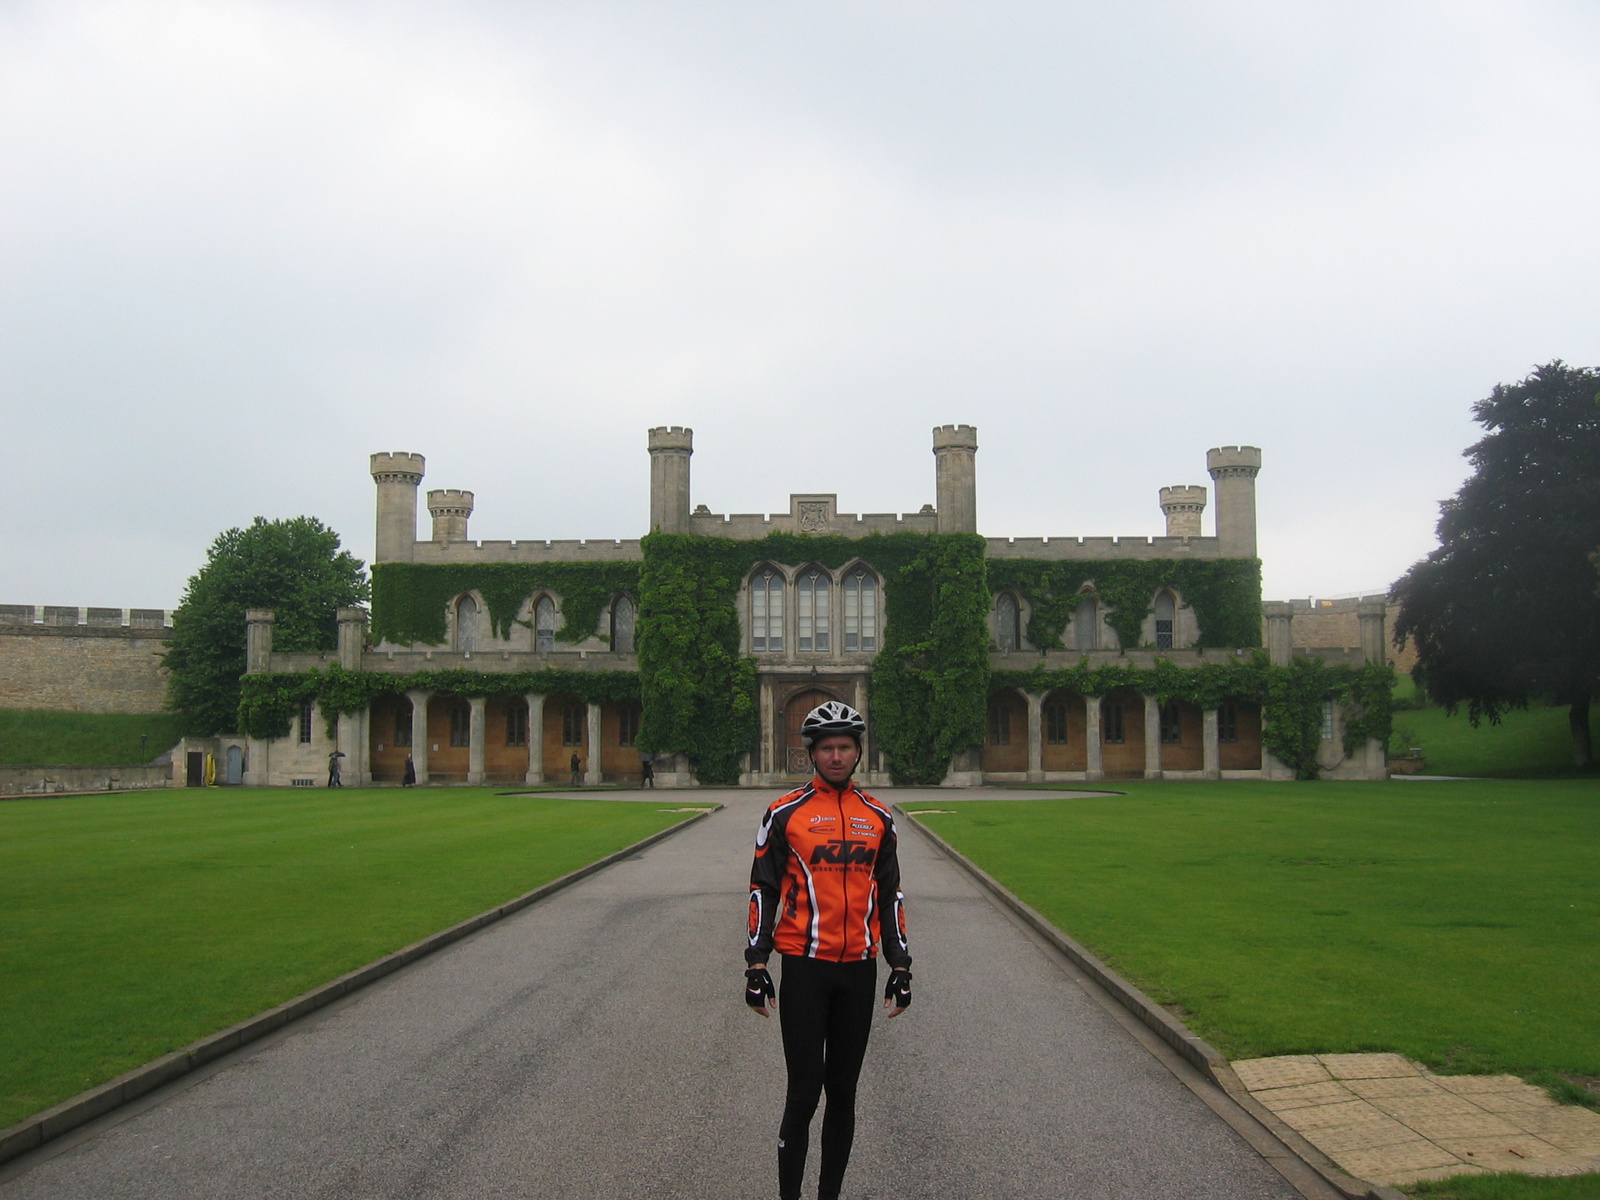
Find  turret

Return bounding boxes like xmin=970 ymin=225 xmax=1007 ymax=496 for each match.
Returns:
xmin=932 ymin=424 xmax=978 ymax=534
xmin=245 ymin=609 xmax=275 ymax=674
xmin=1158 ymin=485 xmax=1207 ymax=538
xmin=337 ymin=607 xmax=367 ymax=670
xmin=427 ymin=489 xmax=474 ymax=543
xmin=648 ymin=426 xmax=694 ymax=533
xmin=369 ymin=452 xmax=425 ymax=563
xmin=1206 ymin=445 xmax=1262 ymax=559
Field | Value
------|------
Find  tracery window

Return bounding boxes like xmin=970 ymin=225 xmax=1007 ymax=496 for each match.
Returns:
xmin=996 ymin=592 xmax=1021 ymax=652
xmin=1075 ymin=596 xmax=1099 ymax=651
xmin=842 ymin=570 xmax=877 ymax=651
xmin=455 ymin=595 xmax=478 ymax=653
xmin=535 ymin=596 xmax=556 ymax=655
xmin=751 ymin=568 xmax=784 ymax=653
xmin=1154 ymin=590 xmax=1176 ymax=651
xmin=611 ymin=594 xmax=636 ymax=654
xmin=1045 ymin=701 xmax=1069 ymax=745
xmin=797 ymin=568 xmax=831 ymax=653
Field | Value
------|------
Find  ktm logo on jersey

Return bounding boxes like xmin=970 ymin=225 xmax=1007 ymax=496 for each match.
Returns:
xmin=810 ymin=839 xmax=876 ymax=866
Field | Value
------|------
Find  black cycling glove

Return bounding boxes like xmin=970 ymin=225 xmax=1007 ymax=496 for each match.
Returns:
xmin=745 ymin=967 xmax=776 ymax=1010
xmin=884 ymin=967 xmax=912 ymax=1010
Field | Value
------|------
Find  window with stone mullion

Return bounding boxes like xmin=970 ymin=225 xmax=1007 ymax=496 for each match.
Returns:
xmin=843 ymin=570 xmax=877 ymax=652
xmin=798 ymin=568 xmax=830 ymax=653
xmin=751 ymin=569 xmax=784 ymax=653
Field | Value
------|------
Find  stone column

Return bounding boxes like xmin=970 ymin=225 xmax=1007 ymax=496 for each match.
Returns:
xmin=762 ymin=678 xmax=778 ymax=779
xmin=407 ymin=689 xmax=432 ymax=784
xmin=1026 ymin=692 xmax=1044 ymax=782
xmin=524 ymin=693 xmax=545 ymax=784
xmin=244 ymin=737 xmax=269 ymax=787
xmin=1357 ymin=599 xmax=1390 ymax=779
xmin=1085 ymin=695 xmax=1104 ymax=781
xmin=1263 ymin=601 xmax=1294 ymax=667
xmin=339 ymin=708 xmax=370 ymax=786
xmin=1202 ymin=708 xmax=1220 ymax=780
xmin=585 ymin=702 xmax=604 ymax=785
xmin=336 ymin=607 xmax=367 ymax=671
xmin=1144 ymin=695 xmax=1163 ymax=780
xmin=467 ymin=696 xmax=487 ymax=784
xmin=245 ymin=609 xmax=275 ymax=674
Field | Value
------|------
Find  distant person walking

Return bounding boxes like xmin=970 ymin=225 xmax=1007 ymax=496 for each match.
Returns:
xmin=640 ymin=756 xmax=654 ymax=788
xmin=570 ymin=751 xmax=582 ymax=786
xmin=402 ymin=754 xmax=416 ymax=787
xmin=327 ymin=750 xmax=345 ymax=788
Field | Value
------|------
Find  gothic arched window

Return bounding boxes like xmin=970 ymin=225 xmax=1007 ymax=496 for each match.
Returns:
xmin=611 ymin=594 xmax=636 ymax=654
xmin=455 ymin=594 xmax=478 ymax=653
xmin=1154 ymin=590 xmax=1176 ymax=650
xmin=1075 ymin=596 xmax=1099 ymax=652
xmin=751 ymin=568 xmax=784 ymax=653
xmin=996 ymin=592 xmax=1020 ymax=652
xmin=797 ymin=568 xmax=831 ymax=653
xmin=535 ymin=596 xmax=556 ymax=654
xmin=843 ymin=569 xmax=877 ymax=651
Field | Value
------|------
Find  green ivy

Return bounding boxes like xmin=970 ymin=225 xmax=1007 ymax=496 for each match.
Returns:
xmin=369 ymin=562 xmax=641 ymax=647
xmin=238 ymin=665 xmax=640 ymax=740
xmin=986 ymin=558 xmax=1262 ymax=651
xmin=636 ymin=532 xmax=990 ymax=786
xmin=990 ymin=654 xmax=1394 ymax=781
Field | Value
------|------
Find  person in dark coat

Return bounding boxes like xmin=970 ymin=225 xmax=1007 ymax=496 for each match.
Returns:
xmin=570 ymin=751 xmax=582 ymax=785
xmin=402 ymin=754 xmax=416 ymax=787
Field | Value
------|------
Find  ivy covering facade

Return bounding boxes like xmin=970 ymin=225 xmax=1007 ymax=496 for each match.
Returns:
xmin=370 ymin=562 xmax=641 ymax=646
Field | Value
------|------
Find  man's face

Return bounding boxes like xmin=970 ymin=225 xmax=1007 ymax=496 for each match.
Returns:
xmin=810 ymin=734 xmax=861 ymax=786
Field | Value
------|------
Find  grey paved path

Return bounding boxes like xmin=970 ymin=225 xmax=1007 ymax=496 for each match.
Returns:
xmin=0 ymin=788 xmax=1302 ymax=1199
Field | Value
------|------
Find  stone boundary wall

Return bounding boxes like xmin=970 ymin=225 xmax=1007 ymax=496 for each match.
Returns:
xmin=1285 ymin=597 xmax=1416 ymax=674
xmin=0 ymin=764 xmax=171 ymax=797
xmin=0 ymin=608 xmax=173 ymax=714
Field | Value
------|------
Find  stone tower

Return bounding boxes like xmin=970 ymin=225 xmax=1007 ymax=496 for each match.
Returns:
xmin=1206 ymin=446 xmax=1262 ymax=558
xmin=1158 ymin=485 xmax=1207 ymax=537
xmin=932 ymin=424 xmax=978 ymax=535
xmin=427 ymin=489 xmax=474 ymax=543
xmin=648 ymin=426 xmax=694 ymax=533
xmin=369 ymin=452 xmax=425 ymax=564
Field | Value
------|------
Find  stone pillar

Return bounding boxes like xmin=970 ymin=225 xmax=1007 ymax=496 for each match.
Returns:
xmin=407 ymin=689 xmax=432 ymax=784
xmin=1357 ymin=599 xmax=1387 ymax=666
xmin=1159 ymin=485 xmax=1207 ymax=537
xmin=1264 ymin=601 xmax=1294 ymax=666
xmin=585 ymin=702 xmax=603 ymax=785
xmin=762 ymin=679 xmax=778 ymax=779
xmin=336 ymin=607 xmax=367 ymax=671
xmin=339 ymin=708 xmax=369 ymax=787
xmin=427 ymin=489 xmax=474 ymax=544
xmin=1206 ymin=445 xmax=1262 ymax=559
xmin=467 ymin=696 xmax=486 ymax=784
xmin=244 ymin=737 xmax=269 ymax=786
xmin=1085 ymin=695 xmax=1104 ymax=781
xmin=1144 ymin=694 xmax=1162 ymax=780
xmin=524 ymin=694 xmax=545 ymax=784
xmin=245 ymin=609 xmax=275 ymax=674
xmin=369 ymin=452 xmax=425 ymax=564
xmin=648 ymin=426 xmax=694 ymax=533
xmin=1202 ymin=708 xmax=1220 ymax=780
xmin=932 ymin=424 xmax=978 ymax=535
xmin=1026 ymin=692 xmax=1044 ymax=782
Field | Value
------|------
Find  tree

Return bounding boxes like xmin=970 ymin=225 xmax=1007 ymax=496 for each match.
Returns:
xmin=1392 ymin=361 xmax=1600 ymax=768
xmin=164 ymin=517 xmax=368 ymax=735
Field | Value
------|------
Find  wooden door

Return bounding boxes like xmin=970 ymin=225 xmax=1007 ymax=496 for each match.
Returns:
xmin=784 ymin=688 xmax=840 ymax=775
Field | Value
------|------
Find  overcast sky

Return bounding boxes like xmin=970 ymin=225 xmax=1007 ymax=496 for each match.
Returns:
xmin=4 ymin=0 xmax=1599 ymax=609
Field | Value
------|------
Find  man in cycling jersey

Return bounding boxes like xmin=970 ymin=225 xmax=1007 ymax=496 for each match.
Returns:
xmin=743 ymin=700 xmax=913 ymax=1200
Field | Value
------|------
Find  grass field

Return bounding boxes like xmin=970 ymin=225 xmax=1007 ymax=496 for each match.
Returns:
xmin=909 ymin=781 xmax=1599 ymax=1081
xmin=1388 ymin=679 xmax=1589 ymax=779
xmin=1410 ymin=1174 xmax=1600 ymax=1199
xmin=0 ymin=708 xmax=185 ymax=766
xmin=0 ymin=787 xmax=694 ymax=1129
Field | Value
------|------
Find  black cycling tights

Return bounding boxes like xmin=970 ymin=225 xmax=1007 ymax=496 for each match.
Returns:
xmin=777 ymin=954 xmax=877 ymax=1200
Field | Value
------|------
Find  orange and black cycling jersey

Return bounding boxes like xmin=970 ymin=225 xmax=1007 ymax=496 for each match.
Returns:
xmin=745 ymin=777 xmax=910 ymax=969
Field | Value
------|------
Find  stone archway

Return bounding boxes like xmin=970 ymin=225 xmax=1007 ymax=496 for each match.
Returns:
xmin=783 ymin=687 xmax=842 ymax=775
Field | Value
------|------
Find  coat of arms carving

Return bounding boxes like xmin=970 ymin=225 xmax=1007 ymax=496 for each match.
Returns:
xmin=798 ymin=501 xmax=830 ymax=532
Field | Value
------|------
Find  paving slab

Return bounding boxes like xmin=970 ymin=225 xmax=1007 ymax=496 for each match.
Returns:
xmin=0 ymin=787 xmax=1300 ymax=1200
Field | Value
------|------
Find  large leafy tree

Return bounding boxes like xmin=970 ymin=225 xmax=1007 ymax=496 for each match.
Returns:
xmin=165 ymin=517 xmax=368 ymax=735
xmin=1392 ymin=361 xmax=1600 ymax=767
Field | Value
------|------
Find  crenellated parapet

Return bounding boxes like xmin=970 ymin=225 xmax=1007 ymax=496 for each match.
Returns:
xmin=370 ymin=452 xmax=426 ymax=563
xmin=426 ymin=489 xmax=474 ymax=543
xmin=1207 ymin=445 xmax=1262 ymax=559
xmin=1159 ymin=485 xmax=1207 ymax=538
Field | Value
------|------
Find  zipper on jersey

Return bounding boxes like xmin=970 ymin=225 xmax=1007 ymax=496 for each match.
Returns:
xmin=836 ymin=787 xmax=849 ymax=962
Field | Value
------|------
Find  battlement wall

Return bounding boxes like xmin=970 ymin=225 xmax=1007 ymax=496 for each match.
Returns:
xmin=408 ymin=539 xmax=645 ymax=565
xmin=984 ymin=535 xmax=1224 ymax=561
xmin=687 ymin=511 xmax=940 ymax=539
xmin=0 ymin=604 xmax=172 ymax=713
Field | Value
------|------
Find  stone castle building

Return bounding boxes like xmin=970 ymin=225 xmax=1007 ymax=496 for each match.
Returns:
xmin=234 ymin=425 xmax=1391 ymax=788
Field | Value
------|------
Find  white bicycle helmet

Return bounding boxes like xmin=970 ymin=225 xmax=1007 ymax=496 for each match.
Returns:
xmin=800 ymin=700 xmax=867 ymax=747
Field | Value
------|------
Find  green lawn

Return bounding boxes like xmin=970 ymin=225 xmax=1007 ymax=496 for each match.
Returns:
xmin=0 ymin=787 xmax=692 ymax=1128
xmin=909 ymin=781 xmax=1599 ymax=1079
xmin=1409 ymin=1174 xmax=1600 ymax=1199
xmin=1389 ymin=679 xmax=1589 ymax=779
xmin=0 ymin=708 xmax=185 ymax=766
